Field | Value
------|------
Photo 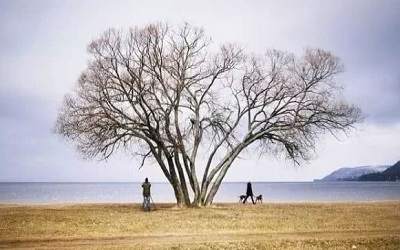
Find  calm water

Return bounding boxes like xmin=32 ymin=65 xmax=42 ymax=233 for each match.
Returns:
xmin=0 ymin=182 xmax=399 ymax=204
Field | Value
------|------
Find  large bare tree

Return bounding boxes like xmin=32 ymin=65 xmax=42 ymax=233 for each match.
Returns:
xmin=55 ymin=23 xmax=362 ymax=206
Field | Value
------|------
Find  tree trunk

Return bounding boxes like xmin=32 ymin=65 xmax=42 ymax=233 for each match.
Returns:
xmin=204 ymin=162 xmax=231 ymax=206
xmin=176 ymin=169 xmax=191 ymax=205
xmin=202 ymin=163 xmax=231 ymax=206
xmin=203 ymin=146 xmax=245 ymax=205
xmin=165 ymin=156 xmax=188 ymax=207
xmin=191 ymin=192 xmax=202 ymax=207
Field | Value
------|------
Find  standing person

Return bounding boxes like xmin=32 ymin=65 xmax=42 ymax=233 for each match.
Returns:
xmin=141 ymin=178 xmax=151 ymax=211
xmin=243 ymin=181 xmax=255 ymax=204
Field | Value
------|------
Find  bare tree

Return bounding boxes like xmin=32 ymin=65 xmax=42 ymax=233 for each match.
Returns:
xmin=55 ymin=23 xmax=363 ymax=206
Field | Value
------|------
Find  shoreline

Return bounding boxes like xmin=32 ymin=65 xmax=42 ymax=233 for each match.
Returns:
xmin=2 ymin=182 xmax=399 ymax=206
xmin=1 ymin=200 xmax=399 ymax=206
xmin=1 ymin=202 xmax=399 ymax=249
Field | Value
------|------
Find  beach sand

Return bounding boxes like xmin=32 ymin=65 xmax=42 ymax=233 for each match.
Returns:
xmin=1 ymin=202 xmax=399 ymax=249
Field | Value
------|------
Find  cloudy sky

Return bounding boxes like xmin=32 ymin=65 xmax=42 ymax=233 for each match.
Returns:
xmin=1 ymin=0 xmax=399 ymax=182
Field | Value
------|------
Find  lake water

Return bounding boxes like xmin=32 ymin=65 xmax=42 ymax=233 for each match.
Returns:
xmin=1 ymin=182 xmax=399 ymax=204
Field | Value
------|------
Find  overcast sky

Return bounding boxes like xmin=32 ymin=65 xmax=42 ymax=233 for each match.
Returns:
xmin=1 ymin=0 xmax=399 ymax=182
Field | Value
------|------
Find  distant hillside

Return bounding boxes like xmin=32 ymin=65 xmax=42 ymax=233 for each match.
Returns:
xmin=358 ymin=161 xmax=400 ymax=181
xmin=320 ymin=165 xmax=390 ymax=181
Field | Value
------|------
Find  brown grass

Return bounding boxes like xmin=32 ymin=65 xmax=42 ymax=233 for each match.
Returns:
xmin=1 ymin=202 xmax=399 ymax=249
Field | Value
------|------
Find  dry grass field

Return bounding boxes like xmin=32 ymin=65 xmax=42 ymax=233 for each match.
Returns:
xmin=1 ymin=202 xmax=399 ymax=249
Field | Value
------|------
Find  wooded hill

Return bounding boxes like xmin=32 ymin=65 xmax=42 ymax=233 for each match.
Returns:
xmin=358 ymin=161 xmax=400 ymax=181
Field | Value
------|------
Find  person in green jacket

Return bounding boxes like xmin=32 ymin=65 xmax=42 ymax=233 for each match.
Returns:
xmin=142 ymin=178 xmax=151 ymax=211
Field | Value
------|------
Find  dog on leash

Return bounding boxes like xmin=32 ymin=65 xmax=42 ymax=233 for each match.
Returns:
xmin=238 ymin=195 xmax=246 ymax=203
xmin=239 ymin=194 xmax=263 ymax=203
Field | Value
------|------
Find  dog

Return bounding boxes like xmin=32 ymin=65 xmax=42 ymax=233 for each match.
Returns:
xmin=239 ymin=195 xmax=263 ymax=204
xmin=238 ymin=195 xmax=246 ymax=203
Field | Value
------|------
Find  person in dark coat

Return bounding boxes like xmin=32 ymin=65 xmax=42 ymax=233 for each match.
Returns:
xmin=142 ymin=177 xmax=151 ymax=211
xmin=243 ymin=181 xmax=255 ymax=204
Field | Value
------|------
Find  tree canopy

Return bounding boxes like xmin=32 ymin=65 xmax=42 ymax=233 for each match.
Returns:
xmin=55 ymin=23 xmax=363 ymax=206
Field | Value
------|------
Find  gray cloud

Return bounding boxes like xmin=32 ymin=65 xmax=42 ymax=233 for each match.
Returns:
xmin=335 ymin=3 xmax=400 ymax=124
xmin=0 ymin=93 xmax=55 ymax=168
xmin=0 ymin=0 xmax=399 ymax=182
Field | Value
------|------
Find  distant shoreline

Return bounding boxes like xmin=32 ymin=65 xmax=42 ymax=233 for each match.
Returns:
xmin=2 ymin=180 xmax=400 ymax=183
xmin=2 ymin=182 xmax=400 ymax=204
xmin=0 ymin=181 xmax=316 ymax=183
xmin=2 ymin=200 xmax=400 ymax=206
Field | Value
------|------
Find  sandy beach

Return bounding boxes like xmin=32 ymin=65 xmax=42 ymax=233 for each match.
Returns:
xmin=1 ymin=202 xmax=399 ymax=249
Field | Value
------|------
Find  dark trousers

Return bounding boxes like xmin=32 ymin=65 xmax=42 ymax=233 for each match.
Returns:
xmin=243 ymin=195 xmax=255 ymax=204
